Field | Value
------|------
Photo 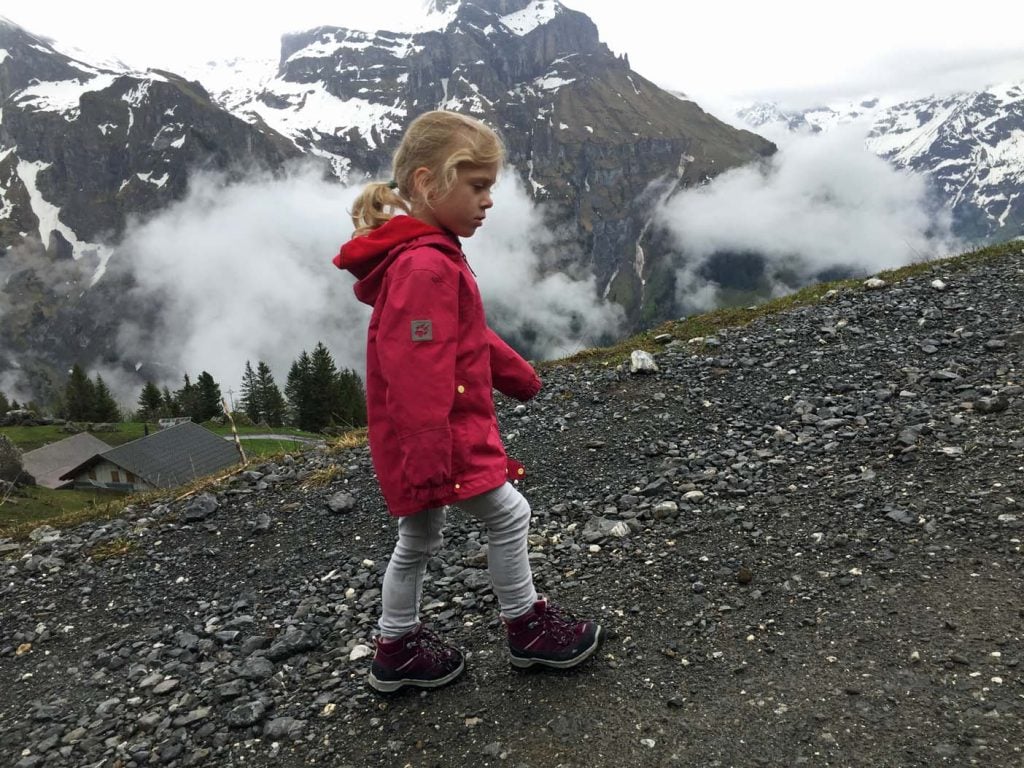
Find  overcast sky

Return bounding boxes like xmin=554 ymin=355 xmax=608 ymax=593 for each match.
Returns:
xmin=4 ymin=0 xmax=1023 ymax=108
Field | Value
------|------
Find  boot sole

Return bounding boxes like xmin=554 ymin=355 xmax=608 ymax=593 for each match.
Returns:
xmin=509 ymin=625 xmax=603 ymax=670
xmin=367 ymin=659 xmax=465 ymax=693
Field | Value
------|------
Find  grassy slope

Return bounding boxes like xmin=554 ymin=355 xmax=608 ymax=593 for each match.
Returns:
xmin=0 ymin=423 xmax=321 ymax=453
xmin=559 ymin=239 xmax=1023 ymax=368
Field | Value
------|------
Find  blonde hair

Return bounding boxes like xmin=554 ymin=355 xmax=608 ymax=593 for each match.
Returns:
xmin=349 ymin=110 xmax=505 ymax=236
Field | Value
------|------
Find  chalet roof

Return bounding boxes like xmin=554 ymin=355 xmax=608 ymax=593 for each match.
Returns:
xmin=60 ymin=422 xmax=240 ymax=488
xmin=22 ymin=432 xmax=113 ymax=489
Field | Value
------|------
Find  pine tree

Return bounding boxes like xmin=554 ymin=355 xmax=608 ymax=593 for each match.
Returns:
xmin=162 ymin=386 xmax=178 ymax=417
xmin=175 ymin=374 xmax=200 ymax=421
xmin=335 ymin=368 xmax=368 ymax=428
xmin=239 ymin=361 xmax=260 ymax=423
xmin=307 ymin=342 xmax=342 ymax=432
xmin=255 ymin=361 xmax=286 ymax=427
xmin=92 ymin=374 xmax=121 ymax=422
xmin=137 ymin=381 xmax=164 ymax=420
xmin=64 ymin=364 xmax=95 ymax=421
xmin=195 ymin=371 xmax=223 ymax=422
xmin=0 ymin=390 xmax=9 ymax=414
xmin=285 ymin=351 xmax=313 ymax=430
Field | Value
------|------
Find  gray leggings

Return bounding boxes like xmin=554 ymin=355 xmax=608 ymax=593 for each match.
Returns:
xmin=378 ymin=482 xmax=538 ymax=639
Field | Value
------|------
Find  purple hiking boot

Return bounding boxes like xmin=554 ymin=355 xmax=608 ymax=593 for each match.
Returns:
xmin=503 ymin=598 xmax=603 ymax=669
xmin=367 ymin=624 xmax=465 ymax=693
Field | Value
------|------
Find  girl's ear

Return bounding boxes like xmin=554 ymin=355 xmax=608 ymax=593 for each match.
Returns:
xmin=411 ymin=166 xmax=433 ymax=202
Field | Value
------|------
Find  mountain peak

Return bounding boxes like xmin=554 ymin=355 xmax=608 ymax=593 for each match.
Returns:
xmin=421 ymin=0 xmax=566 ymax=33
xmin=426 ymin=0 xmax=537 ymax=14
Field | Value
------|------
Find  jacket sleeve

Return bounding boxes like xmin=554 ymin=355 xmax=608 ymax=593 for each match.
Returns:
xmin=487 ymin=327 xmax=542 ymax=401
xmin=376 ymin=254 xmax=459 ymax=496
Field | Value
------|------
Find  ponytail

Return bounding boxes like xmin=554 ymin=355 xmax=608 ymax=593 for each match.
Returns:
xmin=349 ymin=181 xmax=411 ymax=237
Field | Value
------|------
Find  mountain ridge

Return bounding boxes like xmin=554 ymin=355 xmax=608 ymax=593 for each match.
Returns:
xmin=738 ymin=80 xmax=1024 ymax=243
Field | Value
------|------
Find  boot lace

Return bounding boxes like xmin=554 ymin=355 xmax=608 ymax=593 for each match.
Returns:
xmin=408 ymin=625 xmax=454 ymax=662
xmin=530 ymin=604 xmax=577 ymax=645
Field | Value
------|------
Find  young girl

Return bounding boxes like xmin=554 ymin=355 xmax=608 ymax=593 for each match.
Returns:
xmin=334 ymin=110 xmax=602 ymax=693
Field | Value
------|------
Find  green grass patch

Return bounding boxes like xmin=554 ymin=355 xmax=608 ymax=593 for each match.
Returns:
xmin=204 ymin=424 xmax=322 ymax=439
xmin=0 ymin=423 xmax=148 ymax=452
xmin=1 ymin=422 xmax=323 ymax=455
xmin=236 ymin=438 xmax=310 ymax=457
xmin=0 ymin=486 xmax=132 ymax=538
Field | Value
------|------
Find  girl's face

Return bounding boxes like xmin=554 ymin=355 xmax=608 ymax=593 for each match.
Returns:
xmin=413 ymin=163 xmax=497 ymax=238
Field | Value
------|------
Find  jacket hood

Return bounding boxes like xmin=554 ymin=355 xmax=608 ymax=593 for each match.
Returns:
xmin=333 ymin=216 xmax=461 ymax=305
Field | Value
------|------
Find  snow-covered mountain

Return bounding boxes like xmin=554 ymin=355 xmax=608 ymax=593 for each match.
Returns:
xmin=0 ymin=16 xmax=301 ymax=394
xmin=0 ymin=0 xmax=773 ymax=402
xmin=190 ymin=0 xmax=773 ymax=305
xmin=868 ymin=83 xmax=1024 ymax=241
xmin=739 ymin=82 xmax=1024 ymax=243
xmin=0 ymin=18 xmax=298 ymax=274
xmin=738 ymin=98 xmax=884 ymax=135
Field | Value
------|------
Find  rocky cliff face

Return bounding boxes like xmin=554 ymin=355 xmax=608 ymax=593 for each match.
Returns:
xmin=0 ymin=19 xmax=302 ymax=394
xmin=212 ymin=0 xmax=774 ymax=320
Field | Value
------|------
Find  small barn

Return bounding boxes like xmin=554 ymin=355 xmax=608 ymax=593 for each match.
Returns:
xmin=21 ymin=433 xmax=114 ymax=489
xmin=60 ymin=422 xmax=241 ymax=491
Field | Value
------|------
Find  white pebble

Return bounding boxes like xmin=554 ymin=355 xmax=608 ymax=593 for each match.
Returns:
xmin=349 ymin=644 xmax=373 ymax=661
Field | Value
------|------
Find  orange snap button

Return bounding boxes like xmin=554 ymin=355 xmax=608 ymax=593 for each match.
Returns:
xmin=517 ymin=468 xmax=525 ymax=476
xmin=457 ymin=385 xmax=465 ymax=393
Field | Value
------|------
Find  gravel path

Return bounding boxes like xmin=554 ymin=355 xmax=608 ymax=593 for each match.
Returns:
xmin=1 ymin=250 xmax=1022 ymax=767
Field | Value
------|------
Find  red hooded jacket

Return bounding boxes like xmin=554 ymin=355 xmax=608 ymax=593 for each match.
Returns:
xmin=334 ymin=215 xmax=541 ymax=516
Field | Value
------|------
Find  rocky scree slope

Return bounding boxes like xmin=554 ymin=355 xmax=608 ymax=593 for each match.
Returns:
xmin=1 ymin=247 xmax=1023 ymax=767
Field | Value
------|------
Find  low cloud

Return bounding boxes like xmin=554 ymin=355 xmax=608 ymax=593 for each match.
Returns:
xmin=656 ymin=125 xmax=960 ymax=314
xmin=469 ymin=175 xmax=623 ymax=359
xmin=117 ymin=162 xmax=366 ymax=399
xmin=116 ymin=161 xmax=620 ymax=396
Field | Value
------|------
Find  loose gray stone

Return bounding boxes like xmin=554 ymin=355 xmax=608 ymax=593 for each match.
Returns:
xmin=226 ymin=701 xmax=267 ymax=728
xmin=182 ymin=493 xmax=219 ymax=522
xmin=266 ymin=629 xmax=319 ymax=661
xmin=264 ymin=717 xmax=306 ymax=740
xmin=975 ymin=396 xmax=1009 ymax=414
xmin=327 ymin=492 xmax=356 ymax=513
xmin=152 ymin=678 xmax=179 ymax=695
xmin=238 ymin=656 xmax=275 ymax=681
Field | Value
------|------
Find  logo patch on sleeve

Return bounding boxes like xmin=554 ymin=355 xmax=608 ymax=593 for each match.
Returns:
xmin=411 ymin=320 xmax=433 ymax=341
